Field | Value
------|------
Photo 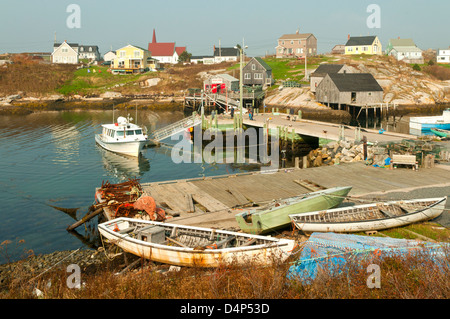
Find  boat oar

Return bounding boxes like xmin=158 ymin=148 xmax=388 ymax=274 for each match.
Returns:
xmin=66 ymin=207 xmax=104 ymax=231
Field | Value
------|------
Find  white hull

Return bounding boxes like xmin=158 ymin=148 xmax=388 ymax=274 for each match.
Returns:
xmin=290 ymin=198 xmax=446 ymax=233
xmin=95 ymin=134 xmax=146 ymax=157
xmin=98 ymin=218 xmax=295 ymax=267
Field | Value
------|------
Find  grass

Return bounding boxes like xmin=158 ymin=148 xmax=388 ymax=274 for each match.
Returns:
xmin=1 ymin=241 xmax=448 ymax=299
xmin=57 ymin=65 xmax=147 ymax=96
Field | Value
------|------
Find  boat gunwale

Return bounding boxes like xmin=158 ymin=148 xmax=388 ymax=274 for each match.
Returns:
xmin=289 ymin=197 xmax=446 ymax=225
xmin=98 ymin=217 xmax=293 ymax=254
xmin=235 ymin=186 xmax=353 ymax=218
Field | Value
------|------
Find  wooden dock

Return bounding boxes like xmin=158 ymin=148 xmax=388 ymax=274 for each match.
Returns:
xmin=138 ymin=162 xmax=450 ymax=231
xmin=241 ymin=113 xmax=415 ymax=144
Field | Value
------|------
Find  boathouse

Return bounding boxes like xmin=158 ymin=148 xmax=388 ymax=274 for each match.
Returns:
xmin=203 ymin=74 xmax=239 ymax=93
xmin=315 ymin=73 xmax=383 ymax=106
xmin=309 ymin=64 xmax=352 ymax=93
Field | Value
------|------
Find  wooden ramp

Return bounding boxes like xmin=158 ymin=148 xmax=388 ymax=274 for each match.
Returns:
xmin=139 ymin=162 xmax=450 ymax=230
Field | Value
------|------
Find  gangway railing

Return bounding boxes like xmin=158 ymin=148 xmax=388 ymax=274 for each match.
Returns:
xmin=150 ymin=115 xmax=202 ymax=142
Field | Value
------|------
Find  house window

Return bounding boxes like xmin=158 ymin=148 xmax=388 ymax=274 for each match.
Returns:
xmin=278 ymin=48 xmax=283 ymax=53
xmin=134 ymin=51 xmax=140 ymax=58
xmin=89 ymin=47 xmax=92 ymax=52
xmin=282 ymin=41 xmax=284 ymax=45
xmin=254 ymin=73 xmax=263 ymax=80
xmin=120 ymin=51 xmax=126 ymax=58
xmin=297 ymin=48 xmax=301 ymax=54
xmin=62 ymin=48 xmax=68 ymax=53
xmin=298 ymin=40 xmax=301 ymax=45
xmin=291 ymin=41 xmax=294 ymax=44
xmin=252 ymin=64 xmax=255 ymax=70
xmin=244 ymin=73 xmax=251 ymax=79
xmin=80 ymin=47 xmax=84 ymax=52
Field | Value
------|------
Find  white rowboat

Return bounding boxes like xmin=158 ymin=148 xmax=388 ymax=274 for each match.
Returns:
xmin=289 ymin=197 xmax=446 ymax=233
xmin=98 ymin=217 xmax=296 ymax=267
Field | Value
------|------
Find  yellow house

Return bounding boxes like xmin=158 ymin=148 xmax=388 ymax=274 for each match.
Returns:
xmin=345 ymin=36 xmax=382 ymax=55
xmin=111 ymin=44 xmax=154 ymax=74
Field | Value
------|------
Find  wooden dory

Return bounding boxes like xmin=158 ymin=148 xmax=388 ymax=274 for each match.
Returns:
xmin=289 ymin=197 xmax=446 ymax=233
xmin=98 ymin=217 xmax=296 ymax=267
xmin=235 ymin=186 xmax=352 ymax=235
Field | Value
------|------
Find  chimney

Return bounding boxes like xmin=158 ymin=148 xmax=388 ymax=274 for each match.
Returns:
xmin=348 ymin=34 xmax=350 ymax=40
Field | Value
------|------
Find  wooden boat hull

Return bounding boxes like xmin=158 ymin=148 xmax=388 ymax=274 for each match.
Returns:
xmin=235 ymin=186 xmax=352 ymax=235
xmin=95 ymin=134 xmax=147 ymax=157
xmin=98 ymin=217 xmax=296 ymax=267
xmin=289 ymin=197 xmax=446 ymax=233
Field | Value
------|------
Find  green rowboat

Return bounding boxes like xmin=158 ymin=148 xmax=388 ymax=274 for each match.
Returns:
xmin=430 ymin=128 xmax=450 ymax=138
xmin=235 ymin=186 xmax=352 ymax=235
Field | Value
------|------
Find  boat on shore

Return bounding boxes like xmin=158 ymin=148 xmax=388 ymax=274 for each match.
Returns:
xmin=234 ymin=186 xmax=352 ymax=235
xmin=430 ymin=128 xmax=450 ymax=138
xmin=289 ymin=197 xmax=446 ymax=233
xmin=98 ymin=217 xmax=296 ymax=267
xmin=287 ymin=232 xmax=450 ymax=283
xmin=95 ymin=115 xmax=148 ymax=157
xmin=409 ymin=109 xmax=450 ymax=133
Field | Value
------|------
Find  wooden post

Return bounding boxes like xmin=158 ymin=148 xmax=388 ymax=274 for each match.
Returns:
xmin=302 ymin=155 xmax=308 ymax=169
xmin=295 ymin=157 xmax=300 ymax=169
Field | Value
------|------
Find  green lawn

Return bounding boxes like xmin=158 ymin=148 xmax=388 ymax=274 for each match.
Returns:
xmin=57 ymin=65 xmax=149 ymax=95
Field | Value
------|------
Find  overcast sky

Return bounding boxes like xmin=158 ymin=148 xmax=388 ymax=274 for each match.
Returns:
xmin=0 ymin=0 xmax=448 ymax=57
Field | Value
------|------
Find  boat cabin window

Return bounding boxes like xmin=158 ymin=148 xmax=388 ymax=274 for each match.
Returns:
xmin=135 ymin=129 xmax=142 ymax=135
xmin=126 ymin=130 xmax=135 ymax=136
xmin=116 ymin=131 xmax=124 ymax=137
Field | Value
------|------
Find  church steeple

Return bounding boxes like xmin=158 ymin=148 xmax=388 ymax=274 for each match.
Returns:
xmin=152 ymin=29 xmax=157 ymax=43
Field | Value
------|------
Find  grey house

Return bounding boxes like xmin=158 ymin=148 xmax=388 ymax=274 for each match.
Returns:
xmin=310 ymin=64 xmax=352 ymax=93
xmin=242 ymin=57 xmax=274 ymax=87
xmin=316 ymin=73 xmax=383 ymax=106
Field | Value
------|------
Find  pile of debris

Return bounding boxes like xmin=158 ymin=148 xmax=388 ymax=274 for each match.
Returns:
xmin=306 ymin=138 xmax=446 ymax=169
xmin=95 ymin=179 xmax=166 ymax=221
xmin=306 ymin=140 xmax=372 ymax=167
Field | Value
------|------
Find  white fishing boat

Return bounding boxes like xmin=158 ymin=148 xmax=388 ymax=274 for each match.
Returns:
xmin=98 ymin=217 xmax=296 ymax=267
xmin=95 ymin=115 xmax=148 ymax=157
xmin=289 ymin=197 xmax=446 ymax=233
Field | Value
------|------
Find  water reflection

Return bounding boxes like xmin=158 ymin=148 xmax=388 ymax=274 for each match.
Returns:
xmin=97 ymin=145 xmax=150 ymax=179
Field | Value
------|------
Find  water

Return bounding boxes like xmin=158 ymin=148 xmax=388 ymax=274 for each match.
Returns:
xmin=0 ymin=109 xmax=260 ymax=263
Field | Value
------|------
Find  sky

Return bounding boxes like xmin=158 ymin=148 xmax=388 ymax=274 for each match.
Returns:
xmin=0 ymin=0 xmax=448 ymax=57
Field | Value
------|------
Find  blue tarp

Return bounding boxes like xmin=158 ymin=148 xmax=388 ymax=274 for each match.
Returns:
xmin=287 ymin=232 xmax=449 ymax=283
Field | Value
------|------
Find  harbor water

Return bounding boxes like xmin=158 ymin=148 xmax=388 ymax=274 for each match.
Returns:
xmin=0 ymin=106 xmax=443 ymax=263
xmin=0 ymin=109 xmax=262 ymax=263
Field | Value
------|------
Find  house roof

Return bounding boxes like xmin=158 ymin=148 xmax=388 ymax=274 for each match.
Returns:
xmin=345 ymin=36 xmax=377 ymax=46
xmin=175 ymin=46 xmax=186 ymax=56
xmin=389 ymin=38 xmax=416 ymax=47
xmin=148 ymin=42 xmax=175 ymax=57
xmin=326 ymin=73 xmax=383 ymax=92
xmin=279 ymin=33 xmax=314 ymax=40
xmin=79 ymin=45 xmax=99 ymax=52
xmin=254 ymin=57 xmax=272 ymax=71
xmin=54 ymin=42 xmax=78 ymax=48
xmin=391 ymin=46 xmax=422 ymax=53
xmin=214 ymin=47 xmax=239 ymax=57
xmin=311 ymin=64 xmax=345 ymax=76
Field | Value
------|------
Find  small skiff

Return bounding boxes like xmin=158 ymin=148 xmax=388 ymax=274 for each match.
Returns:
xmin=98 ymin=217 xmax=296 ymax=267
xmin=430 ymin=128 xmax=450 ymax=138
xmin=235 ymin=186 xmax=352 ymax=235
xmin=289 ymin=197 xmax=446 ymax=233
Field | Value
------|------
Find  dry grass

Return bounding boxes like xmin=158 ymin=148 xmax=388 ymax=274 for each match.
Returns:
xmin=0 ymin=55 xmax=76 ymax=96
xmin=1 ymin=245 xmax=448 ymax=299
xmin=423 ymin=65 xmax=450 ymax=81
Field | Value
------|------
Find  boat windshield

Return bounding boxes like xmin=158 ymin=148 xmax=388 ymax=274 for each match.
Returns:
xmin=135 ymin=129 xmax=142 ymax=135
xmin=116 ymin=131 xmax=124 ymax=137
xmin=126 ymin=130 xmax=135 ymax=136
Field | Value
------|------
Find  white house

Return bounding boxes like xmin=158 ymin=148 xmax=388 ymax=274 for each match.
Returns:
xmin=78 ymin=45 xmax=100 ymax=61
xmin=51 ymin=41 xmax=79 ymax=64
xmin=386 ymin=38 xmax=423 ymax=64
xmin=437 ymin=48 xmax=450 ymax=64
xmin=103 ymin=50 xmax=117 ymax=62
xmin=213 ymin=47 xmax=239 ymax=63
